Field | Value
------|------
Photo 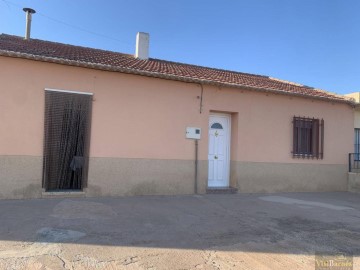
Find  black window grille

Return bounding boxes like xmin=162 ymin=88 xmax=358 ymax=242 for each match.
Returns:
xmin=292 ymin=116 xmax=324 ymax=159
xmin=42 ymin=90 xmax=92 ymax=190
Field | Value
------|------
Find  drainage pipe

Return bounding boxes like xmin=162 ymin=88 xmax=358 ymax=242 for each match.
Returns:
xmin=195 ymin=139 xmax=198 ymax=194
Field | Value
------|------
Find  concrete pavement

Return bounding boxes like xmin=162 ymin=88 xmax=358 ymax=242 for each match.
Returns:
xmin=0 ymin=192 xmax=359 ymax=269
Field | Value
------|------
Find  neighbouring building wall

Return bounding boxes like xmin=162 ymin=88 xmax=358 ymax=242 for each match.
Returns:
xmin=354 ymin=109 xmax=360 ymax=129
xmin=344 ymin=92 xmax=360 ymax=128
xmin=345 ymin=92 xmax=360 ymax=103
xmin=0 ymin=56 xmax=354 ymax=199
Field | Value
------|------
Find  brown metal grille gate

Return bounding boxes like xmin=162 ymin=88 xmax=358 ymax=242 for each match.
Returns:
xmin=42 ymin=90 xmax=92 ymax=191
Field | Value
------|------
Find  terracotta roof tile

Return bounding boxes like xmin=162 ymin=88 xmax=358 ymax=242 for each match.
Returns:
xmin=0 ymin=34 xmax=350 ymax=103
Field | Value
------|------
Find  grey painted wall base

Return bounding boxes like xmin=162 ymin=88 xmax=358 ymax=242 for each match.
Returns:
xmin=233 ymin=161 xmax=348 ymax=193
xmin=86 ymin=158 xmax=206 ymax=197
xmin=0 ymin=156 xmax=42 ymax=199
xmin=0 ymin=155 xmax=349 ymax=199
xmin=348 ymin=172 xmax=360 ymax=193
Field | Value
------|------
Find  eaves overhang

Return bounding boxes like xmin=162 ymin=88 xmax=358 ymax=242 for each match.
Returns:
xmin=0 ymin=50 xmax=355 ymax=107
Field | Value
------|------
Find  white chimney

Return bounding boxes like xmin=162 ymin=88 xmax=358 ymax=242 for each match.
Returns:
xmin=135 ymin=32 xmax=149 ymax=60
xmin=23 ymin=8 xmax=36 ymax=40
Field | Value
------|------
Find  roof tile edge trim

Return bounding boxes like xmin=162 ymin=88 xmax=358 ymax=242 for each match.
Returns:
xmin=0 ymin=49 xmax=354 ymax=106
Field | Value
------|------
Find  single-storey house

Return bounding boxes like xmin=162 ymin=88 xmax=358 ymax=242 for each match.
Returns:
xmin=0 ymin=32 xmax=355 ymax=199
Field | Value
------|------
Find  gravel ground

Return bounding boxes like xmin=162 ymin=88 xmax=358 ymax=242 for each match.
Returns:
xmin=0 ymin=192 xmax=359 ymax=269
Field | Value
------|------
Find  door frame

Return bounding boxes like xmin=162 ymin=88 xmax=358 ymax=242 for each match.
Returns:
xmin=43 ymin=88 xmax=93 ymax=191
xmin=208 ymin=113 xmax=231 ymax=187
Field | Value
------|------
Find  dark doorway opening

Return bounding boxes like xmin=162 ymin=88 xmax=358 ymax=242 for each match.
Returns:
xmin=42 ymin=90 xmax=92 ymax=191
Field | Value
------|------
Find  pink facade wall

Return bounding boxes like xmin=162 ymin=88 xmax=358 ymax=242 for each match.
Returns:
xmin=0 ymin=56 xmax=353 ymax=166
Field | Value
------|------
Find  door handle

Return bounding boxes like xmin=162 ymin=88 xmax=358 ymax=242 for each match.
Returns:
xmin=214 ymin=155 xmax=218 ymax=159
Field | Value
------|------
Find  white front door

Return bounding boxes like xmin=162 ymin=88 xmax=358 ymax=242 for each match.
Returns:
xmin=208 ymin=114 xmax=230 ymax=187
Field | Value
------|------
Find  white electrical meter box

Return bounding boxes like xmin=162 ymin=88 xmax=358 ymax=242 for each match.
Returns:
xmin=186 ymin=127 xmax=201 ymax=140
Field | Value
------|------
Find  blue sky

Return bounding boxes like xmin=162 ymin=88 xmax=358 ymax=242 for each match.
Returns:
xmin=0 ymin=0 xmax=359 ymax=94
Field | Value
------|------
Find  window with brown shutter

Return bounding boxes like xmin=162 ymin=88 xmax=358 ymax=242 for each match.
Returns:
xmin=292 ymin=116 xmax=324 ymax=159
